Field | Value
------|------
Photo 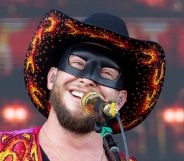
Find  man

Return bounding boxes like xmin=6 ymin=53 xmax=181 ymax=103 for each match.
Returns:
xmin=0 ymin=10 xmax=166 ymax=161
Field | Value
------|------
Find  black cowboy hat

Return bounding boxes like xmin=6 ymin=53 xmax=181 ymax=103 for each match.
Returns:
xmin=24 ymin=10 xmax=166 ymax=133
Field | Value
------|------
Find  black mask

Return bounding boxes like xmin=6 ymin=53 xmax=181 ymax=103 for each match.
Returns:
xmin=58 ymin=43 xmax=125 ymax=90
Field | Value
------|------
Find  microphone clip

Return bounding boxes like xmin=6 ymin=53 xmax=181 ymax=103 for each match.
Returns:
xmin=95 ymin=122 xmax=121 ymax=161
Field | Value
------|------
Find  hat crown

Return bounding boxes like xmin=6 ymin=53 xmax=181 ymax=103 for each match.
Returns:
xmin=83 ymin=12 xmax=129 ymax=37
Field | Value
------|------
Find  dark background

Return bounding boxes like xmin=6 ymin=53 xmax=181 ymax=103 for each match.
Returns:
xmin=0 ymin=1 xmax=184 ymax=161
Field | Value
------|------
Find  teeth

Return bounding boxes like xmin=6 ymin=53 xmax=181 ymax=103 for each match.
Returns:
xmin=71 ymin=91 xmax=84 ymax=98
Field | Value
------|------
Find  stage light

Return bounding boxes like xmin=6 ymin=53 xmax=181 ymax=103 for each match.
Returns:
xmin=3 ymin=106 xmax=15 ymax=120
xmin=175 ymin=110 xmax=184 ymax=123
xmin=163 ymin=107 xmax=184 ymax=123
xmin=137 ymin=0 xmax=165 ymax=7
xmin=2 ymin=103 xmax=28 ymax=122
xmin=163 ymin=109 xmax=175 ymax=123
xmin=15 ymin=107 xmax=28 ymax=121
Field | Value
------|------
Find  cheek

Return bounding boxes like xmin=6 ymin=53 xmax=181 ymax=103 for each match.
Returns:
xmin=99 ymin=86 xmax=119 ymax=101
xmin=56 ymin=72 xmax=77 ymax=85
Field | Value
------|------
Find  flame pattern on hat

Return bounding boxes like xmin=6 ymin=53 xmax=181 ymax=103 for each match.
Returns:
xmin=24 ymin=10 xmax=166 ymax=132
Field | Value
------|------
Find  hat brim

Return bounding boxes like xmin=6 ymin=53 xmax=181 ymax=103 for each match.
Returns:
xmin=24 ymin=10 xmax=166 ymax=133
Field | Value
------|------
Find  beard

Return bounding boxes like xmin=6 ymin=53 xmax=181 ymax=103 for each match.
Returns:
xmin=49 ymin=84 xmax=105 ymax=134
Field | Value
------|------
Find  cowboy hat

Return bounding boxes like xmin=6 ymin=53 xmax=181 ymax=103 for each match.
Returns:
xmin=24 ymin=10 xmax=166 ymax=133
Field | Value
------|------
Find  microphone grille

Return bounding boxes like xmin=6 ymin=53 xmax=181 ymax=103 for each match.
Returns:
xmin=80 ymin=91 xmax=102 ymax=114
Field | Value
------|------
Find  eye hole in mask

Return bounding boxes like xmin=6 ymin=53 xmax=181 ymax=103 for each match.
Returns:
xmin=69 ymin=55 xmax=86 ymax=70
xmin=69 ymin=55 xmax=119 ymax=81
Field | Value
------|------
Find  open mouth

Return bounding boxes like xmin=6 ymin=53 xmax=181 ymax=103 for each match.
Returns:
xmin=71 ymin=90 xmax=84 ymax=99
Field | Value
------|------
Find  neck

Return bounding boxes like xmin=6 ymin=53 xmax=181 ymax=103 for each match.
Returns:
xmin=39 ymin=108 xmax=107 ymax=161
xmin=39 ymin=108 xmax=104 ymax=151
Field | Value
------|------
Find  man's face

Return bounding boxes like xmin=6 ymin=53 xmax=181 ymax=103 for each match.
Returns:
xmin=49 ymin=71 xmax=105 ymax=134
xmin=47 ymin=45 xmax=127 ymax=134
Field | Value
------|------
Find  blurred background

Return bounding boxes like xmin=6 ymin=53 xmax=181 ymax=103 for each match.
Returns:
xmin=0 ymin=0 xmax=183 ymax=161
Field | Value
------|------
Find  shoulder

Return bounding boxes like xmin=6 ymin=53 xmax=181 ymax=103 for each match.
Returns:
xmin=0 ymin=126 xmax=41 ymax=143
xmin=120 ymin=153 xmax=137 ymax=161
xmin=0 ymin=126 xmax=42 ymax=161
xmin=0 ymin=126 xmax=41 ymax=137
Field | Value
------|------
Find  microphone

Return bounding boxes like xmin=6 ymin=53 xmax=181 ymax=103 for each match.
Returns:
xmin=81 ymin=92 xmax=130 ymax=161
xmin=80 ymin=91 xmax=118 ymax=118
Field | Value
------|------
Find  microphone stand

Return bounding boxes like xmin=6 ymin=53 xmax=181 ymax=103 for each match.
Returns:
xmin=95 ymin=122 xmax=121 ymax=161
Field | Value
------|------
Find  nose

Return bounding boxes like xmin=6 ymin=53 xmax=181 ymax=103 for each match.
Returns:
xmin=79 ymin=77 xmax=96 ymax=87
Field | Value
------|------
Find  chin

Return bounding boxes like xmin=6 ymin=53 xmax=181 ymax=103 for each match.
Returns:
xmin=72 ymin=110 xmax=88 ymax=119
